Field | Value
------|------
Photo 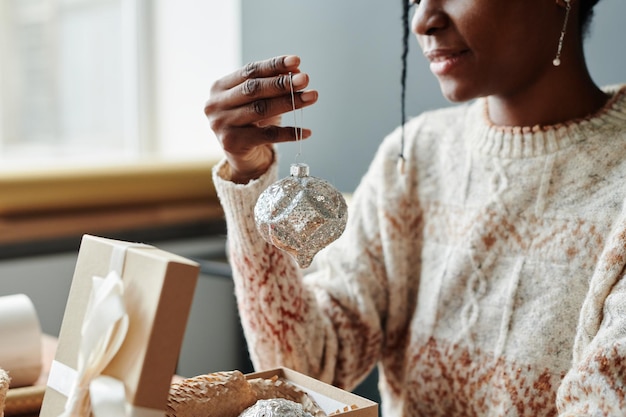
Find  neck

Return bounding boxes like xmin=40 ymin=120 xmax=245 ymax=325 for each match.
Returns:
xmin=487 ymin=55 xmax=608 ymax=127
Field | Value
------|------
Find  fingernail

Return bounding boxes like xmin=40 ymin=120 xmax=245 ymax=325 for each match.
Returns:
xmin=284 ymin=55 xmax=299 ymax=67
xmin=292 ymin=73 xmax=307 ymax=87
xmin=301 ymin=91 xmax=317 ymax=102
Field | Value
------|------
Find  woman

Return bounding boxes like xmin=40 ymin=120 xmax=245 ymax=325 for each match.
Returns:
xmin=205 ymin=0 xmax=626 ymax=415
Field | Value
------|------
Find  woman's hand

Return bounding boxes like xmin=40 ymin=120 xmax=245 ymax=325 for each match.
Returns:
xmin=205 ymin=55 xmax=318 ymax=184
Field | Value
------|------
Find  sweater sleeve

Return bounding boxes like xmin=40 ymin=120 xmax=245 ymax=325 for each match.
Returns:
xmin=211 ymin=139 xmax=406 ymax=389
xmin=556 ymin=203 xmax=626 ymax=416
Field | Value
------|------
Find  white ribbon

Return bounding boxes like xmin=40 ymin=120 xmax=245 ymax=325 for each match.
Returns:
xmin=59 ymin=267 xmax=129 ymax=417
xmin=51 ymin=243 xmax=156 ymax=417
xmin=49 ymin=361 xmax=163 ymax=417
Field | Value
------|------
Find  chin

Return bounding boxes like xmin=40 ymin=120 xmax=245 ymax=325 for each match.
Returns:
xmin=439 ymin=81 xmax=480 ymax=103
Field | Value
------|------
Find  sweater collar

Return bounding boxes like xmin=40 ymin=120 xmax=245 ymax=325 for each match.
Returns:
xmin=467 ymin=84 xmax=626 ymax=158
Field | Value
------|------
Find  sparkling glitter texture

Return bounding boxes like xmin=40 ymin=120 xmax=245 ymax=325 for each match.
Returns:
xmin=254 ymin=163 xmax=348 ymax=268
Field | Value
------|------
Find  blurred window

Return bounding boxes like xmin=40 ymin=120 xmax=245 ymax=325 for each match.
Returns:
xmin=0 ymin=0 xmax=238 ymax=170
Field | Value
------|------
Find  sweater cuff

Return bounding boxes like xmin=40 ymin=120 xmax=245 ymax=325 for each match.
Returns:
xmin=212 ymin=157 xmax=279 ymax=199
xmin=211 ymin=157 xmax=280 ymax=249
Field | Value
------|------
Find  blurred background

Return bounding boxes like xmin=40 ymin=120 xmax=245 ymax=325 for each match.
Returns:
xmin=0 ymin=0 xmax=624 ymax=410
xmin=0 ymin=0 xmax=234 ymax=168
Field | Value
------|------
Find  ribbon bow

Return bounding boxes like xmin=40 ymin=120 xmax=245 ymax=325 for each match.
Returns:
xmin=59 ymin=246 xmax=132 ymax=417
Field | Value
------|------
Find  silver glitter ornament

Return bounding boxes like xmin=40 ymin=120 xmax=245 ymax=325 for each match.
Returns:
xmin=254 ymin=163 xmax=348 ymax=268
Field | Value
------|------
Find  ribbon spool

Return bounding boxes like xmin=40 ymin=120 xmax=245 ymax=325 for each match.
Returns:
xmin=0 ymin=294 xmax=42 ymax=388
xmin=254 ymin=162 xmax=348 ymax=268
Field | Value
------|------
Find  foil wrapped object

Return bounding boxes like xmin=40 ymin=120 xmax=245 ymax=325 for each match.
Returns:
xmin=254 ymin=163 xmax=348 ymax=268
xmin=240 ymin=399 xmax=314 ymax=417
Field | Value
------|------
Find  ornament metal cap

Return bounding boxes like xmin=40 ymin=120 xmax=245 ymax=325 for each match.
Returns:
xmin=290 ymin=163 xmax=309 ymax=177
xmin=254 ymin=163 xmax=348 ymax=268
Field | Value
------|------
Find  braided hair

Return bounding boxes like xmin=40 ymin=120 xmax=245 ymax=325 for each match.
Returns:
xmin=399 ymin=0 xmax=411 ymax=164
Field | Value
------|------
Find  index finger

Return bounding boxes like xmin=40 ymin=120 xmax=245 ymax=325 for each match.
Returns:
xmin=215 ymin=55 xmax=301 ymax=91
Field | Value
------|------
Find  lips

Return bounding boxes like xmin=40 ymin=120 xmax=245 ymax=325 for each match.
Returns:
xmin=424 ymin=48 xmax=470 ymax=76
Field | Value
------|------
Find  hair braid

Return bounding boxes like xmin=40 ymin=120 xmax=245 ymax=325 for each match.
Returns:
xmin=400 ymin=0 xmax=410 ymax=162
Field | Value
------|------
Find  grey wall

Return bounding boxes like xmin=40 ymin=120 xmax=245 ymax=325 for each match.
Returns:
xmin=584 ymin=0 xmax=626 ymax=86
xmin=241 ymin=0 xmax=626 ymax=193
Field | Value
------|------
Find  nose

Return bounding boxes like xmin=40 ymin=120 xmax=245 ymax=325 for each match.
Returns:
xmin=412 ymin=0 xmax=449 ymax=36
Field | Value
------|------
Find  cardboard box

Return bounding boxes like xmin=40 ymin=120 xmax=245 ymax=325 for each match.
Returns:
xmin=246 ymin=367 xmax=378 ymax=416
xmin=40 ymin=235 xmax=200 ymax=417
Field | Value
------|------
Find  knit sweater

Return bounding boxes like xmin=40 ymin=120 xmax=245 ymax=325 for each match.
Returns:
xmin=212 ymin=84 xmax=626 ymax=417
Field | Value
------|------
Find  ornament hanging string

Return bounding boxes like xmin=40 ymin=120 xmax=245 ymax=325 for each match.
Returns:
xmin=288 ymin=72 xmax=304 ymax=162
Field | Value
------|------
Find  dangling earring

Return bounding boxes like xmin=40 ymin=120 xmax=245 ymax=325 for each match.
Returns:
xmin=553 ymin=0 xmax=571 ymax=66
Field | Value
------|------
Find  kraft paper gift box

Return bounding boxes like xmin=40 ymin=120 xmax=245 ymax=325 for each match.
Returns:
xmin=245 ymin=368 xmax=378 ymax=416
xmin=40 ymin=234 xmax=199 ymax=417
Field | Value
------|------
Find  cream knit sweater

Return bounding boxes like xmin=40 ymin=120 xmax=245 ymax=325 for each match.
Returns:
xmin=213 ymin=84 xmax=626 ymax=417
